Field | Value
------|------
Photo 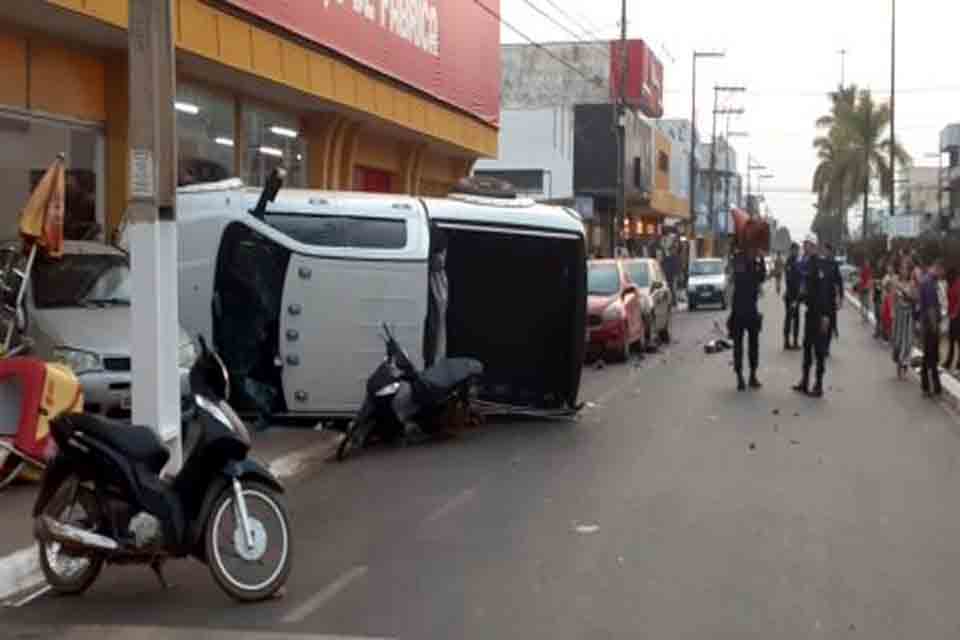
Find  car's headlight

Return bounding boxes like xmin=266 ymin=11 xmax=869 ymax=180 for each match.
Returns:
xmin=178 ymin=339 xmax=197 ymax=368
xmin=603 ymin=302 xmax=625 ymax=321
xmin=52 ymin=347 xmax=102 ymax=374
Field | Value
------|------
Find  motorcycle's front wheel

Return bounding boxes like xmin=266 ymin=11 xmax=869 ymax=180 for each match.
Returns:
xmin=206 ymin=481 xmax=292 ymax=602
xmin=37 ymin=483 xmax=105 ymax=595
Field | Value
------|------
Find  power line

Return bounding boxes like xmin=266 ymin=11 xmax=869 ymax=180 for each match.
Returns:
xmin=519 ymin=0 xmax=610 ymax=58
xmin=473 ymin=0 xmax=606 ymax=89
xmin=537 ymin=0 xmax=610 ymax=44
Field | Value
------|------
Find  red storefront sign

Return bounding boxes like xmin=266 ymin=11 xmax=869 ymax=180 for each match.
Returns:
xmin=224 ymin=0 xmax=501 ymax=126
xmin=610 ymin=40 xmax=664 ymax=119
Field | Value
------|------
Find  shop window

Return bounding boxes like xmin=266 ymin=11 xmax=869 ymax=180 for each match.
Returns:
xmin=0 ymin=111 xmax=103 ymax=242
xmin=243 ymin=104 xmax=307 ymax=188
xmin=176 ymin=83 xmax=235 ymax=187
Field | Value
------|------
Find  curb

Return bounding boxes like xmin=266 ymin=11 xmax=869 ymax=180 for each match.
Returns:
xmin=844 ymin=289 xmax=960 ymax=414
xmin=0 ymin=429 xmax=341 ymax=604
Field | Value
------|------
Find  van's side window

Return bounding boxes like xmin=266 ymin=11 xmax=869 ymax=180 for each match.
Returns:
xmin=264 ymin=214 xmax=406 ymax=250
xmin=343 ymin=217 xmax=407 ymax=249
xmin=264 ymin=214 xmax=344 ymax=247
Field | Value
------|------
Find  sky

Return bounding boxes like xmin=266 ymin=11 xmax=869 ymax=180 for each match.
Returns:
xmin=499 ymin=0 xmax=960 ymax=242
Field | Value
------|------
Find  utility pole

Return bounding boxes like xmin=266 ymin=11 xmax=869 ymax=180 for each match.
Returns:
xmin=128 ymin=0 xmax=182 ymax=470
xmin=689 ymin=51 xmax=724 ymax=247
xmin=708 ymin=86 xmax=745 ymax=255
xmin=611 ymin=0 xmax=627 ymax=258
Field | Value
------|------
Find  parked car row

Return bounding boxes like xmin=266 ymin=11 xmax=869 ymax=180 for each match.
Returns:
xmin=586 ymin=257 xmax=672 ymax=362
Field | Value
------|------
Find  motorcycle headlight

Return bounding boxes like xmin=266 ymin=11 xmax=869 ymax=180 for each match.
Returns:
xmin=602 ymin=302 xmax=625 ymax=321
xmin=52 ymin=347 xmax=102 ymax=374
xmin=178 ymin=339 xmax=197 ymax=369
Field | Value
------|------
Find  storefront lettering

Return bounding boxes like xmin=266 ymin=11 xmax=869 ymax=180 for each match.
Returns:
xmin=322 ymin=0 xmax=440 ymax=57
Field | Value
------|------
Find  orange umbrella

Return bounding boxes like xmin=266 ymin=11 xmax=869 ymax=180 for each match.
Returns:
xmin=19 ymin=154 xmax=65 ymax=259
xmin=732 ymin=208 xmax=770 ymax=252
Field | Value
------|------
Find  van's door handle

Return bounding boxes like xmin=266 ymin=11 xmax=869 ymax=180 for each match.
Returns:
xmin=288 ymin=304 xmax=302 ymax=316
xmin=298 ymin=267 xmax=312 ymax=280
xmin=286 ymin=354 xmax=300 ymax=366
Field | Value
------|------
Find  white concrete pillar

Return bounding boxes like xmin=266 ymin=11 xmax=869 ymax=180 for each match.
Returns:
xmin=129 ymin=219 xmax=182 ymax=471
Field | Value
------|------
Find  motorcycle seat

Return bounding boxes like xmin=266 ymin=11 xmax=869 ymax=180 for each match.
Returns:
xmin=420 ymin=358 xmax=483 ymax=392
xmin=67 ymin=414 xmax=170 ymax=473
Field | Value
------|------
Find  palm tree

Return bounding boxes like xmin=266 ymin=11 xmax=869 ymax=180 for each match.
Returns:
xmin=811 ymin=87 xmax=910 ymax=240
xmin=812 ymin=86 xmax=858 ymax=241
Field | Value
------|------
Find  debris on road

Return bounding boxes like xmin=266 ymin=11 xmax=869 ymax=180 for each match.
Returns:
xmin=772 ymin=409 xmax=780 ymax=416
xmin=574 ymin=523 xmax=600 ymax=534
xmin=748 ymin=442 xmax=756 ymax=452
xmin=789 ymin=439 xmax=800 ymax=445
xmin=773 ymin=424 xmax=779 ymax=433
xmin=793 ymin=412 xmax=800 ymax=417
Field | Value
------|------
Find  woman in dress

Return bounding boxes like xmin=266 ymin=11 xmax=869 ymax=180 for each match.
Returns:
xmin=892 ymin=255 xmax=917 ymax=378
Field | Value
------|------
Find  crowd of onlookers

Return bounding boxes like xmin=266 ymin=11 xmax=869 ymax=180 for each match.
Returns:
xmin=855 ymin=248 xmax=958 ymax=397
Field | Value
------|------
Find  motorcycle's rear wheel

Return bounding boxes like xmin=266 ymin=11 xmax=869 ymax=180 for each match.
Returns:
xmin=37 ymin=482 xmax=105 ymax=595
xmin=206 ymin=481 xmax=292 ymax=602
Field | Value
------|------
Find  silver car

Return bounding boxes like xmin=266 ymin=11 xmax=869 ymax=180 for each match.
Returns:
xmin=21 ymin=241 xmax=195 ymax=418
xmin=687 ymin=258 xmax=728 ymax=311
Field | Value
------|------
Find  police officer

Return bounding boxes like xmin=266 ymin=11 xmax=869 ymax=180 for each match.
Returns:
xmin=793 ymin=236 xmax=834 ymax=398
xmin=822 ymin=243 xmax=844 ymax=357
xmin=729 ymin=242 xmax=767 ymax=391
xmin=783 ymin=242 xmax=802 ymax=350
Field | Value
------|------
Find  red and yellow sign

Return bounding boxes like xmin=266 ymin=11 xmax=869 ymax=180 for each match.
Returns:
xmin=224 ymin=0 xmax=501 ymax=126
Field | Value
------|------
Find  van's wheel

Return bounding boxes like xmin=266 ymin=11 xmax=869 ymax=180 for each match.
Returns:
xmin=206 ymin=482 xmax=292 ymax=603
xmin=38 ymin=484 xmax=105 ymax=596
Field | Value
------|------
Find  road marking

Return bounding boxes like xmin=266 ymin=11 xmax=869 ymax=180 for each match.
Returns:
xmin=7 ymin=583 xmax=50 ymax=607
xmin=282 ymin=565 xmax=369 ymax=624
xmin=7 ymin=625 xmax=394 ymax=640
xmin=423 ymin=487 xmax=478 ymax=524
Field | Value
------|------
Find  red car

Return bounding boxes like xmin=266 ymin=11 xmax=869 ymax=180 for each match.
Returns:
xmin=586 ymin=259 xmax=646 ymax=361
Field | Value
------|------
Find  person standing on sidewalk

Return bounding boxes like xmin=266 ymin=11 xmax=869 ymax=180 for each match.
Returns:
xmin=892 ymin=255 xmax=917 ymax=379
xmin=858 ymin=259 xmax=874 ymax=324
xmin=773 ymin=252 xmax=785 ymax=296
xmin=793 ymin=236 xmax=833 ymax=398
xmin=783 ymin=242 xmax=802 ymax=350
xmin=919 ymin=258 xmax=944 ymax=397
xmin=729 ymin=243 xmax=767 ymax=391
xmin=942 ymin=267 xmax=960 ymax=372
xmin=872 ymin=257 xmax=887 ymax=338
xmin=662 ymin=245 xmax=680 ymax=309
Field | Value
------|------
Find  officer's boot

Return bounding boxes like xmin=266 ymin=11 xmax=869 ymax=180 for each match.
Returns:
xmin=749 ymin=369 xmax=762 ymax=389
xmin=810 ymin=371 xmax=824 ymax=398
xmin=736 ymin=370 xmax=746 ymax=392
xmin=792 ymin=369 xmax=810 ymax=395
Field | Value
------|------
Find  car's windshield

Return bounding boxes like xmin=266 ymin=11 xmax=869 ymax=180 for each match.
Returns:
xmin=691 ymin=260 xmax=724 ymax=276
xmin=32 ymin=254 xmax=131 ymax=308
xmin=588 ymin=264 xmax=620 ymax=296
xmin=624 ymin=262 xmax=651 ymax=287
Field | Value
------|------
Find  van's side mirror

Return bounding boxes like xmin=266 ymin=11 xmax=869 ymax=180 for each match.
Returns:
xmin=250 ymin=168 xmax=287 ymax=220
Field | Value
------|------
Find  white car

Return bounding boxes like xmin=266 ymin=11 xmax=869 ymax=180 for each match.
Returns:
xmin=620 ymin=257 xmax=672 ymax=344
xmin=687 ymin=258 xmax=728 ymax=311
xmin=14 ymin=241 xmax=195 ymax=418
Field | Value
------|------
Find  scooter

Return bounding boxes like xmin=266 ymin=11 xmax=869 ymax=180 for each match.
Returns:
xmin=33 ymin=337 xmax=293 ymax=602
xmin=336 ymin=324 xmax=483 ymax=460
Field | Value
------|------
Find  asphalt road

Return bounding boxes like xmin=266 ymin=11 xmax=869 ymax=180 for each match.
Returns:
xmin=6 ymin=289 xmax=960 ymax=639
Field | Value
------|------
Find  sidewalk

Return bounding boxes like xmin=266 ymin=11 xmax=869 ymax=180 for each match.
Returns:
xmin=0 ymin=424 xmax=340 ymax=603
xmin=843 ymin=287 xmax=960 ymax=412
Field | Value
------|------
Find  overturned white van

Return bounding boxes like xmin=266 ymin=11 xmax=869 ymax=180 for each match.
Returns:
xmin=175 ymin=178 xmax=587 ymax=420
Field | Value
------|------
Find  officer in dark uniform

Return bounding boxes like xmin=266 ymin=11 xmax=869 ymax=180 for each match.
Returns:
xmin=793 ymin=237 xmax=835 ymax=398
xmin=822 ymin=243 xmax=844 ymax=357
xmin=729 ymin=243 xmax=767 ymax=391
xmin=783 ymin=242 xmax=803 ymax=350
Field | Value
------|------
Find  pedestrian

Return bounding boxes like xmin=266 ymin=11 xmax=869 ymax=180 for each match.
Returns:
xmin=858 ymin=258 xmax=874 ymax=324
xmin=880 ymin=261 xmax=896 ymax=340
xmin=783 ymin=242 xmax=802 ymax=350
xmin=793 ymin=236 xmax=833 ymax=398
xmin=942 ymin=267 xmax=960 ymax=372
xmin=872 ymin=257 xmax=887 ymax=338
xmin=919 ymin=258 xmax=944 ymax=397
xmin=729 ymin=241 xmax=766 ymax=391
xmin=662 ymin=245 xmax=680 ymax=309
xmin=822 ymin=243 xmax=843 ymax=357
xmin=773 ymin=251 xmax=785 ymax=296
xmin=892 ymin=255 xmax=917 ymax=379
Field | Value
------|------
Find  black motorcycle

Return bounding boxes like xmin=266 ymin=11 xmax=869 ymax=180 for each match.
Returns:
xmin=32 ymin=337 xmax=292 ymax=602
xmin=336 ymin=325 xmax=483 ymax=460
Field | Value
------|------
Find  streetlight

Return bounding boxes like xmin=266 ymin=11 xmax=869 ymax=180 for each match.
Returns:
xmin=923 ymin=151 xmax=943 ymax=219
xmin=689 ymin=51 xmax=725 ymax=236
xmin=724 ymin=129 xmax=749 ymax=211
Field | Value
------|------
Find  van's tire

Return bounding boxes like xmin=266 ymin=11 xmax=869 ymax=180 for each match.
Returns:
xmin=38 ymin=485 xmax=105 ymax=596
xmin=206 ymin=482 xmax=292 ymax=603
